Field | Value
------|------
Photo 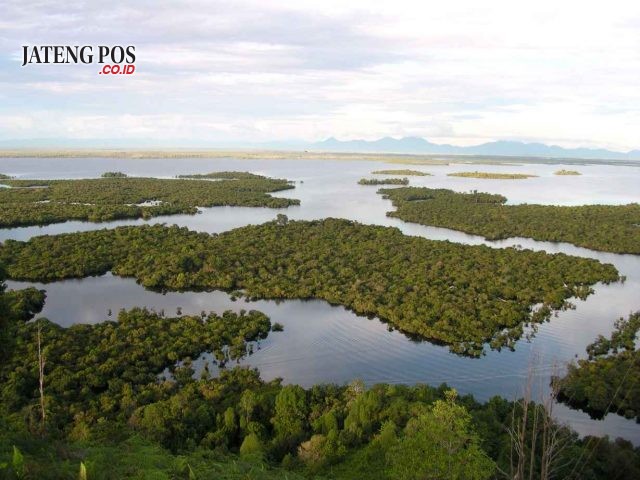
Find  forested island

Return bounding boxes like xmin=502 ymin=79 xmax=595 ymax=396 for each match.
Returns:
xmin=557 ymin=312 xmax=640 ymax=421
xmin=448 ymin=172 xmax=538 ymax=179
xmin=177 ymin=171 xmax=267 ymax=180
xmin=100 ymin=171 xmax=128 ymax=178
xmin=358 ymin=178 xmax=409 ymax=186
xmin=379 ymin=187 xmax=640 ymax=254
xmin=0 ymin=219 xmax=618 ymax=356
xmin=0 ymin=173 xmax=298 ymax=228
xmin=371 ymin=169 xmax=431 ymax=176
xmin=0 ymin=273 xmax=638 ymax=479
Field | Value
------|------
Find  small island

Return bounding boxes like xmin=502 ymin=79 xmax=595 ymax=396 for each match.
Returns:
xmin=554 ymin=169 xmax=581 ymax=176
xmin=177 ymin=171 xmax=266 ymax=180
xmin=371 ymin=169 xmax=431 ymax=176
xmin=0 ymin=173 xmax=299 ymax=228
xmin=448 ymin=171 xmax=537 ymax=179
xmin=557 ymin=312 xmax=640 ymax=421
xmin=358 ymin=177 xmax=409 ymax=186
xmin=378 ymin=186 xmax=640 ymax=254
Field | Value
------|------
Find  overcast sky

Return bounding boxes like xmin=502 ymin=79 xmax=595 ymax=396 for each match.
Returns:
xmin=1 ymin=0 xmax=639 ymax=150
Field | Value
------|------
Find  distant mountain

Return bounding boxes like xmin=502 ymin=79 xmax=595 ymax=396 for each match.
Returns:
xmin=314 ymin=137 xmax=640 ymax=161
xmin=1 ymin=136 xmax=639 ymax=161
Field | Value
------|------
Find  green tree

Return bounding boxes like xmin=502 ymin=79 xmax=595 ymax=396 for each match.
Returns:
xmin=0 ymin=267 xmax=9 ymax=362
xmin=239 ymin=433 xmax=263 ymax=458
xmin=386 ymin=390 xmax=495 ymax=480
xmin=272 ymin=385 xmax=308 ymax=453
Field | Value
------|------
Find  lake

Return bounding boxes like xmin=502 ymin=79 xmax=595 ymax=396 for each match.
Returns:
xmin=2 ymin=156 xmax=640 ymax=443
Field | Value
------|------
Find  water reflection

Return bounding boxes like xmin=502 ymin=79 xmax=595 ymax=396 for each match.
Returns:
xmin=7 ymin=269 xmax=640 ymax=444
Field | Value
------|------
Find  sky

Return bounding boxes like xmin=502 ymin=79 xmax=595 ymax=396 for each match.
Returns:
xmin=1 ymin=0 xmax=640 ymax=150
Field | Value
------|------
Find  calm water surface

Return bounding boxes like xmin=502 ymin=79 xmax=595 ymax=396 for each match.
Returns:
xmin=2 ymin=157 xmax=640 ymax=442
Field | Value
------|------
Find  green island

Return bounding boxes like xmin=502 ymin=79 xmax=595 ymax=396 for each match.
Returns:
xmin=358 ymin=178 xmax=409 ymax=186
xmin=371 ymin=170 xmax=431 ymax=176
xmin=0 ymin=173 xmax=13 ymax=180
xmin=0 ymin=219 xmax=619 ymax=356
xmin=555 ymin=169 xmax=581 ymax=176
xmin=100 ymin=171 xmax=128 ymax=178
xmin=177 ymin=171 xmax=267 ymax=180
xmin=0 ymin=173 xmax=299 ymax=228
xmin=379 ymin=187 xmax=640 ymax=254
xmin=0 ymin=274 xmax=638 ymax=479
xmin=556 ymin=312 xmax=640 ymax=421
xmin=447 ymin=171 xmax=537 ymax=179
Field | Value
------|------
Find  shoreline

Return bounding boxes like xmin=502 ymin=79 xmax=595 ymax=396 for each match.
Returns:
xmin=1 ymin=148 xmax=639 ymax=167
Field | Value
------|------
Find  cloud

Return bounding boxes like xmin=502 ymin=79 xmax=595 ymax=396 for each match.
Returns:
xmin=0 ymin=0 xmax=639 ymax=149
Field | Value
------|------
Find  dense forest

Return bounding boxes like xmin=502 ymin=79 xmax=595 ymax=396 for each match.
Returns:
xmin=447 ymin=172 xmax=538 ymax=179
xmin=557 ymin=312 xmax=640 ymax=421
xmin=379 ymin=187 xmax=640 ymax=254
xmin=358 ymin=178 xmax=409 ymax=185
xmin=371 ymin=170 xmax=431 ymax=176
xmin=0 ymin=219 xmax=618 ymax=356
xmin=0 ymin=173 xmax=298 ymax=228
xmin=0 ymin=273 xmax=638 ymax=478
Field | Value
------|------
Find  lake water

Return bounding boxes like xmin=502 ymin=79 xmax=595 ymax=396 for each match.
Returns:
xmin=2 ymin=156 xmax=640 ymax=443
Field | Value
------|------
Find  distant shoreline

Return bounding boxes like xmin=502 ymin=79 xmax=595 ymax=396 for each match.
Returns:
xmin=0 ymin=149 xmax=638 ymax=167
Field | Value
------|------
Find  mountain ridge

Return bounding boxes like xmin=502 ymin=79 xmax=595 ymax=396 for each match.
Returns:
xmin=314 ymin=136 xmax=640 ymax=160
xmin=1 ymin=137 xmax=639 ymax=161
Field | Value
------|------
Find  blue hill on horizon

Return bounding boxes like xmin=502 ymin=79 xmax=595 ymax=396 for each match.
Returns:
xmin=314 ymin=136 xmax=640 ymax=160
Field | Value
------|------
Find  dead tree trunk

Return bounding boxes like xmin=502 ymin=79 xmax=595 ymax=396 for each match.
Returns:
xmin=506 ymin=361 xmax=571 ymax=480
xmin=37 ymin=321 xmax=46 ymax=434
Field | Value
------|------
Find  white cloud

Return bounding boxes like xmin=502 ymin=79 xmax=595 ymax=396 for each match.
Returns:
xmin=0 ymin=0 xmax=639 ymax=149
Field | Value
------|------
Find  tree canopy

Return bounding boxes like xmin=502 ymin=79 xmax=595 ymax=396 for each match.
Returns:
xmin=380 ymin=186 xmax=640 ymax=254
xmin=557 ymin=312 xmax=640 ymax=421
xmin=0 ymin=219 xmax=618 ymax=356
xmin=0 ymin=273 xmax=637 ymax=479
xmin=0 ymin=173 xmax=299 ymax=228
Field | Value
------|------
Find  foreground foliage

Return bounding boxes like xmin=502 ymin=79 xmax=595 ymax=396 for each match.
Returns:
xmin=1 ymin=308 xmax=272 ymax=429
xmin=0 ymin=174 xmax=298 ymax=228
xmin=0 ymin=219 xmax=618 ymax=356
xmin=557 ymin=312 xmax=640 ymax=421
xmin=380 ymin=186 xmax=640 ymax=254
xmin=0 ymin=274 xmax=638 ymax=479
